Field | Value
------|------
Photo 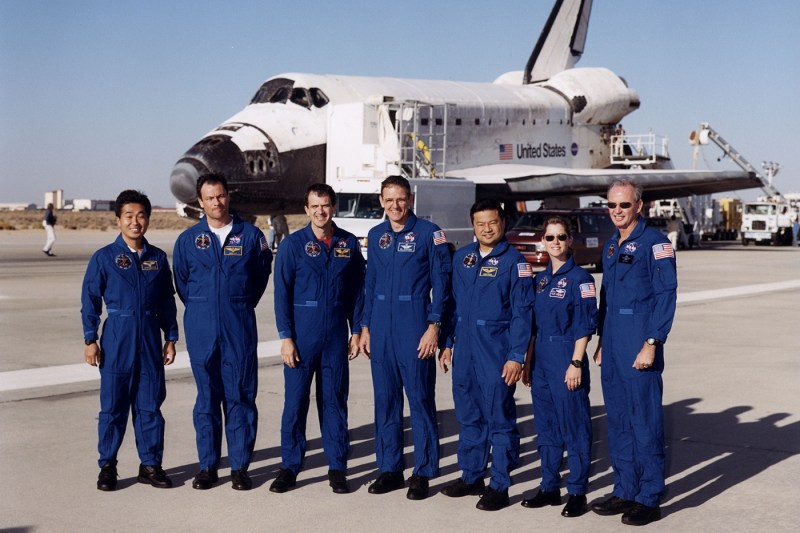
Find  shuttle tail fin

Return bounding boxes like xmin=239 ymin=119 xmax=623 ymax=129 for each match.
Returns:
xmin=523 ymin=0 xmax=593 ymax=84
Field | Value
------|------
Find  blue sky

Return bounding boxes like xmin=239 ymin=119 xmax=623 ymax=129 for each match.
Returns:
xmin=1 ymin=0 xmax=798 ymax=207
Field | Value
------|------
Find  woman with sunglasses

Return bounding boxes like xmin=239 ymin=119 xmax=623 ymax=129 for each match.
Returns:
xmin=521 ymin=215 xmax=598 ymax=518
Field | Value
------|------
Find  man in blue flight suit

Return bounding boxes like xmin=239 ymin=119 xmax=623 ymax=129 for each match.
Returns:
xmin=438 ymin=199 xmax=534 ymax=511
xmin=82 ymin=189 xmax=178 ymax=491
xmin=358 ymin=175 xmax=451 ymax=501
xmin=270 ymin=183 xmax=365 ymax=495
xmin=591 ymin=179 xmax=677 ymax=526
xmin=173 ymin=174 xmax=272 ymax=491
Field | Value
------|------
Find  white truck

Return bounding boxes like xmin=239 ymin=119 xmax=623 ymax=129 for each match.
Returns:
xmin=740 ymin=197 xmax=796 ymax=246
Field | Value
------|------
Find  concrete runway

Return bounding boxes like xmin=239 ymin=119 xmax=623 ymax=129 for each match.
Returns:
xmin=1 ymin=229 xmax=799 ymax=532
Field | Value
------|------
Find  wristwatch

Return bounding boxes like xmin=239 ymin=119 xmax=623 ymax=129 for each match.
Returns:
xmin=646 ymin=338 xmax=660 ymax=346
xmin=570 ymin=359 xmax=582 ymax=368
xmin=84 ymin=339 xmax=96 ymax=346
xmin=428 ymin=321 xmax=442 ymax=329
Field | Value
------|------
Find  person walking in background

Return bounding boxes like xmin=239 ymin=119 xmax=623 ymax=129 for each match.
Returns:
xmin=521 ymin=215 xmax=597 ymax=518
xmin=270 ymin=183 xmax=365 ymax=495
xmin=272 ymin=213 xmax=289 ymax=250
xmin=666 ymin=215 xmax=681 ymax=250
xmin=81 ymin=190 xmax=179 ymax=492
xmin=43 ymin=203 xmax=57 ymax=256
xmin=173 ymin=174 xmax=272 ymax=491
xmin=438 ymin=199 xmax=533 ymax=512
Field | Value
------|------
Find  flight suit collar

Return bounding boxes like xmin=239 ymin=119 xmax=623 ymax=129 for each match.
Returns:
xmin=546 ymin=255 xmax=577 ymax=277
xmin=613 ymin=215 xmax=646 ymax=246
xmin=384 ymin=211 xmax=418 ymax=234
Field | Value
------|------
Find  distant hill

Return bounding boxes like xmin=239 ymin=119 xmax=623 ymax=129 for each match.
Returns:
xmin=0 ymin=210 xmax=308 ymax=232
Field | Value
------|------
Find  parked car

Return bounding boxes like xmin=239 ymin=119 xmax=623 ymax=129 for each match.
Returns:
xmin=506 ymin=207 xmax=615 ymax=271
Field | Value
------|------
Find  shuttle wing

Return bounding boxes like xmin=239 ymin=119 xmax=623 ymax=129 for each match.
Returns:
xmin=451 ymin=164 xmax=762 ymax=201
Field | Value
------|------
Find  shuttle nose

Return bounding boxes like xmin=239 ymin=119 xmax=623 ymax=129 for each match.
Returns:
xmin=170 ymin=161 xmax=204 ymax=204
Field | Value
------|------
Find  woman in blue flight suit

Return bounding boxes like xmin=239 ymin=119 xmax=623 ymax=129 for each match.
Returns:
xmin=522 ymin=215 xmax=598 ymax=517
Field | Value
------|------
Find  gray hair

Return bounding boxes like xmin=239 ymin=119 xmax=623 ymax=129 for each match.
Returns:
xmin=608 ymin=179 xmax=642 ymax=202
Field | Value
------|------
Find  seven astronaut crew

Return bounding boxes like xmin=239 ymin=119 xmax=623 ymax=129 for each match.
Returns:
xmin=81 ymin=177 xmax=676 ymax=526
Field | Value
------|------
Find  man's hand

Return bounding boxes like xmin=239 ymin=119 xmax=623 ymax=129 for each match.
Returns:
xmin=438 ymin=347 xmax=452 ymax=373
xmin=281 ymin=338 xmax=301 ymax=368
xmin=417 ymin=324 xmax=439 ymax=359
xmin=163 ymin=340 xmax=176 ymax=365
xmin=633 ymin=342 xmax=656 ymax=370
xmin=501 ymin=360 xmax=523 ymax=386
xmin=84 ymin=342 xmax=101 ymax=367
xmin=358 ymin=327 xmax=371 ymax=360
xmin=348 ymin=334 xmax=361 ymax=361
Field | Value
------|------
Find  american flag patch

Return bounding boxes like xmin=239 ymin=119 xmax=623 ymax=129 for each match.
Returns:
xmin=499 ymin=144 xmax=513 ymax=160
xmin=517 ymin=263 xmax=532 ymax=277
xmin=580 ymin=282 xmax=596 ymax=298
xmin=652 ymin=243 xmax=674 ymax=260
xmin=433 ymin=230 xmax=447 ymax=245
xmin=260 ymin=237 xmax=269 ymax=251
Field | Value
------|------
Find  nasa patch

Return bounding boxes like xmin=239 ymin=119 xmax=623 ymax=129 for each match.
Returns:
xmin=403 ymin=232 xmax=417 ymax=242
xmin=486 ymin=257 xmax=500 ymax=266
xmin=228 ymin=234 xmax=243 ymax=245
xmin=624 ymin=241 xmax=639 ymax=253
xmin=336 ymin=239 xmax=348 ymax=249
xmin=305 ymin=241 xmax=322 ymax=257
xmin=195 ymin=233 xmax=211 ymax=250
xmin=116 ymin=254 xmax=132 ymax=270
xmin=463 ymin=252 xmax=478 ymax=268
xmin=557 ymin=277 xmax=568 ymax=288
xmin=379 ymin=232 xmax=392 ymax=249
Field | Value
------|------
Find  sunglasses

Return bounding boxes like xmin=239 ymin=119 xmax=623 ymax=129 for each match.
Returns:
xmin=607 ymin=202 xmax=633 ymax=209
xmin=544 ymin=234 xmax=569 ymax=242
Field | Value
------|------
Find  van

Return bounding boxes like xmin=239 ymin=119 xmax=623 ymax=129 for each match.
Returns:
xmin=506 ymin=207 xmax=615 ymax=272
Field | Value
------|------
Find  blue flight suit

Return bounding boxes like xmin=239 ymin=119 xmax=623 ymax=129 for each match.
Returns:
xmin=173 ymin=214 xmax=272 ymax=472
xmin=81 ymin=235 xmax=179 ymax=467
xmin=598 ymin=216 xmax=677 ymax=507
xmin=531 ymin=256 xmax=597 ymax=495
xmin=448 ymin=239 xmax=534 ymax=491
xmin=362 ymin=212 xmax=451 ymax=478
xmin=273 ymin=223 xmax=365 ymax=475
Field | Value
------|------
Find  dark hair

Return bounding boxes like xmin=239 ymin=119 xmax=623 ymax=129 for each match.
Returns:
xmin=196 ymin=174 xmax=229 ymax=199
xmin=544 ymin=215 xmax=572 ymax=237
xmin=381 ymin=175 xmax=411 ymax=197
xmin=469 ymin=198 xmax=505 ymax=223
xmin=305 ymin=183 xmax=337 ymax=206
xmin=115 ymin=190 xmax=151 ymax=217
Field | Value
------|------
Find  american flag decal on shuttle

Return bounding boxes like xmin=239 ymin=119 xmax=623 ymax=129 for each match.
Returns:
xmin=499 ymin=144 xmax=513 ymax=160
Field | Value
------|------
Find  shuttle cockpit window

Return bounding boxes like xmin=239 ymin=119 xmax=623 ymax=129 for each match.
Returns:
xmin=335 ymin=193 xmax=384 ymax=219
xmin=310 ymin=88 xmax=329 ymax=108
xmin=290 ymin=88 xmax=311 ymax=108
xmin=250 ymin=77 xmax=295 ymax=104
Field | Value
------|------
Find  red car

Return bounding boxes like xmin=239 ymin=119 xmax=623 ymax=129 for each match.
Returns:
xmin=506 ymin=207 xmax=615 ymax=272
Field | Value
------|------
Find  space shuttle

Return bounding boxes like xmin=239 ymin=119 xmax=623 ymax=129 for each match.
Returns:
xmin=169 ymin=0 xmax=760 ymax=216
